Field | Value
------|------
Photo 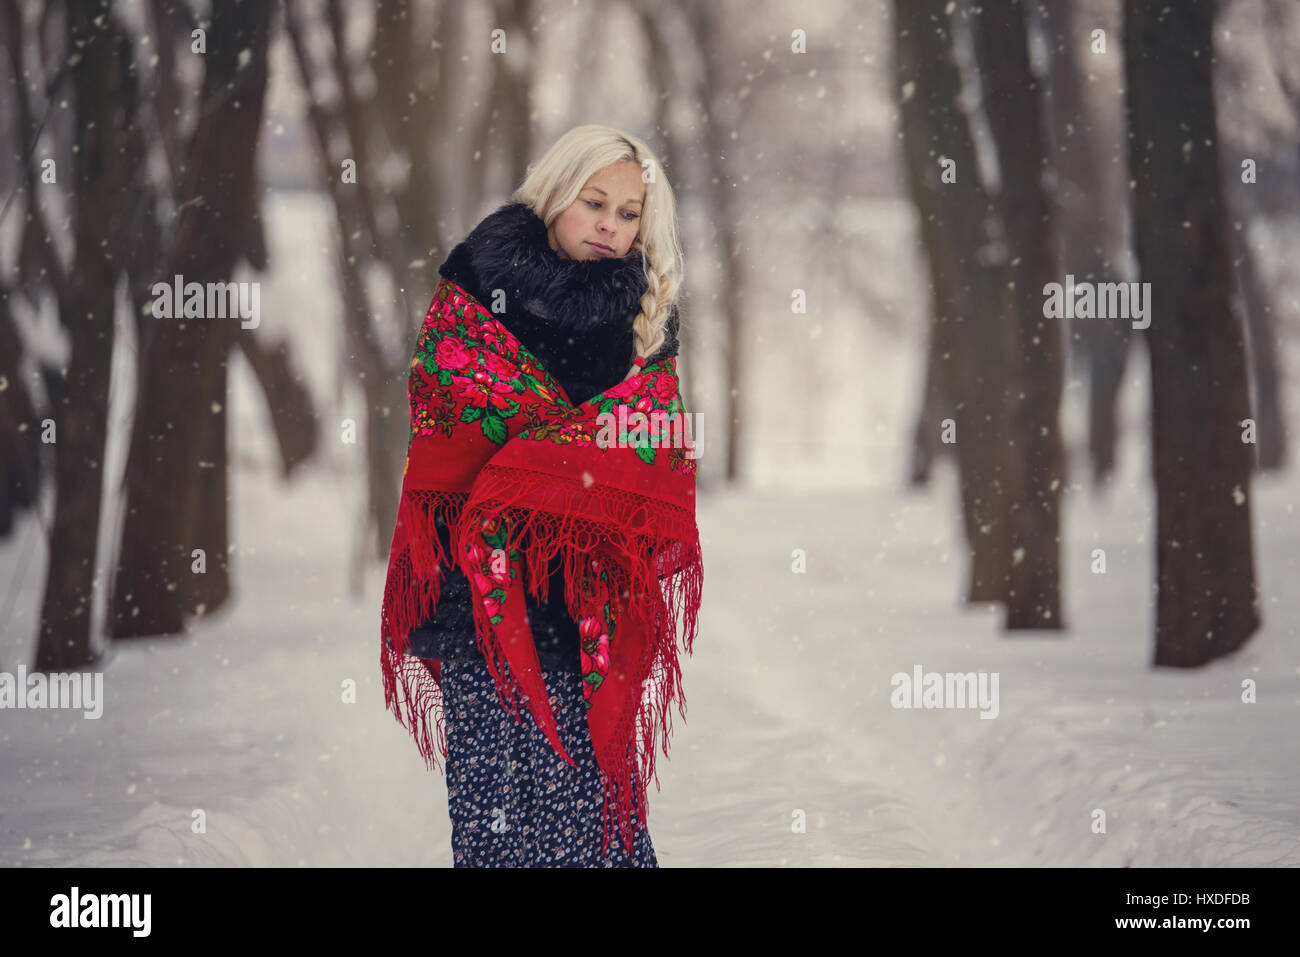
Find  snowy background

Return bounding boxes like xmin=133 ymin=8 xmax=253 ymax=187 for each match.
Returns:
xmin=2 ymin=0 xmax=1299 ymax=867
xmin=2 ymin=186 xmax=1297 ymax=867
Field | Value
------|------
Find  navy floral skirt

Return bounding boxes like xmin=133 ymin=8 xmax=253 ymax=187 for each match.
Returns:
xmin=440 ymin=657 xmax=659 ymax=868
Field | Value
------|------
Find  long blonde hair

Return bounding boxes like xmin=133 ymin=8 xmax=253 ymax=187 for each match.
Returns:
xmin=512 ymin=124 xmax=684 ymax=381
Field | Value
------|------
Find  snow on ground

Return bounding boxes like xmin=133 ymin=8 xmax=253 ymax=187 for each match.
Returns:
xmin=1 ymin=190 xmax=1297 ymax=866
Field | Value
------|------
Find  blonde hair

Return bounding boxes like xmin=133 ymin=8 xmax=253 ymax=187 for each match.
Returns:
xmin=512 ymin=125 xmax=684 ymax=381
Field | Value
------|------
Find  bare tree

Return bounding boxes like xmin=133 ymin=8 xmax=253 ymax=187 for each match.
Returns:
xmin=968 ymin=0 xmax=1066 ymax=630
xmin=286 ymin=0 xmax=428 ymax=571
xmin=32 ymin=0 xmax=132 ymax=668
xmin=1216 ymin=0 xmax=1296 ymax=472
xmin=893 ymin=0 xmax=1015 ymax=604
xmin=0 ymin=1 xmax=53 ymax=541
xmin=0 ymin=297 xmax=40 ymax=537
xmin=110 ymin=0 xmax=274 ymax=637
xmin=466 ymin=0 xmax=536 ymax=216
xmin=1123 ymin=0 xmax=1259 ymax=666
xmin=1040 ymin=0 xmax=1136 ymax=486
xmin=682 ymin=0 xmax=751 ymax=483
xmin=630 ymin=0 xmax=698 ymax=419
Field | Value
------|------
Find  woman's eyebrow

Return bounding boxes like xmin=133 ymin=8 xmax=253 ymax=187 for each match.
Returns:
xmin=584 ymin=186 xmax=642 ymax=206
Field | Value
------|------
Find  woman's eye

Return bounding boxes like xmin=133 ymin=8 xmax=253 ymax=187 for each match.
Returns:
xmin=586 ymin=199 xmax=637 ymax=221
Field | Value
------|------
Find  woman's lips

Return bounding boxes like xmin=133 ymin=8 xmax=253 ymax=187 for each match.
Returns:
xmin=587 ymin=241 xmax=613 ymax=253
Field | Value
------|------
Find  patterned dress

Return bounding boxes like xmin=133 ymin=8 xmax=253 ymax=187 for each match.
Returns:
xmin=441 ymin=658 xmax=658 ymax=867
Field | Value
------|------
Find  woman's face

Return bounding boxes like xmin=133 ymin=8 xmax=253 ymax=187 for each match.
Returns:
xmin=547 ymin=161 xmax=645 ymax=261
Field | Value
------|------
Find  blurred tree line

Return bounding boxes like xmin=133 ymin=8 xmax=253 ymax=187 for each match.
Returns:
xmin=0 ymin=0 xmax=304 ymax=672
xmin=0 ymin=0 xmax=1294 ymax=679
xmin=897 ymin=0 xmax=1298 ymax=664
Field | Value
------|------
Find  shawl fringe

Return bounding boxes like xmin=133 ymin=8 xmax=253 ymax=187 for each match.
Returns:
xmin=456 ymin=460 xmax=703 ymax=854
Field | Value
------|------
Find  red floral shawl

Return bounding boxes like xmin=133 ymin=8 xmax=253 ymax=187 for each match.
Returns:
xmin=380 ymin=276 xmax=703 ymax=856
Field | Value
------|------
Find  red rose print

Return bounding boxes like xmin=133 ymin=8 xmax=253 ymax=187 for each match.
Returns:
xmin=456 ymin=370 xmax=513 ymax=411
xmin=435 ymin=338 xmax=473 ymax=370
xmin=484 ymin=351 xmax=519 ymax=379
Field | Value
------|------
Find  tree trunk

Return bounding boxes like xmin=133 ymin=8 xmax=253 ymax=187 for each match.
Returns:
xmin=633 ymin=0 xmax=699 ymax=427
xmin=970 ymin=0 xmax=1067 ymax=630
xmin=34 ymin=0 xmax=130 ymax=669
xmin=0 ymin=294 xmax=41 ymax=537
xmin=1122 ymin=0 xmax=1260 ymax=666
xmin=895 ymin=0 xmax=1015 ymax=603
xmin=1040 ymin=0 xmax=1135 ymax=486
xmin=1225 ymin=214 xmax=1287 ymax=471
xmin=111 ymin=0 xmax=273 ymax=637
xmin=686 ymin=1 xmax=745 ymax=483
xmin=285 ymin=0 xmax=410 ymax=565
xmin=234 ymin=332 xmax=319 ymax=478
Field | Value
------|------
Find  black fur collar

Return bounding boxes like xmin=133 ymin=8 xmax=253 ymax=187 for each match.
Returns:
xmin=439 ymin=202 xmax=650 ymax=334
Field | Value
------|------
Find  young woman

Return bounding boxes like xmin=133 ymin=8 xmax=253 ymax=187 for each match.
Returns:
xmin=383 ymin=125 xmax=692 ymax=867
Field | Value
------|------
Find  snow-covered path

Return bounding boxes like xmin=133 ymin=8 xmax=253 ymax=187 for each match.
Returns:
xmin=3 ymin=441 xmax=1296 ymax=866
